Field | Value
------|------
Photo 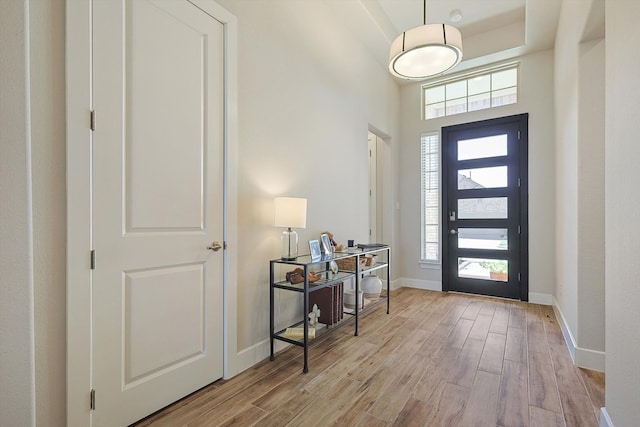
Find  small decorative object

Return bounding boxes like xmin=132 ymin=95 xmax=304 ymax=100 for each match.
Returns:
xmin=320 ymin=233 xmax=332 ymax=256
xmin=309 ymin=240 xmax=321 ymax=261
xmin=335 ymin=256 xmax=368 ymax=272
xmin=363 ymin=254 xmax=377 ymax=267
xmin=343 ymin=289 xmax=363 ymax=311
xmin=322 ymin=231 xmax=344 ymax=252
xmin=274 ymin=197 xmax=307 ymax=260
xmin=286 ymin=269 xmax=304 ymax=284
xmin=362 ymin=274 xmax=383 ymax=301
xmin=308 ymin=271 xmax=322 ymax=283
xmin=330 ymin=260 xmax=339 ymax=275
xmin=286 ymin=268 xmax=321 ymax=284
xmin=283 ymin=327 xmax=315 ymax=339
xmin=347 ymin=239 xmax=354 ymax=247
xmin=309 ymin=303 xmax=321 ymax=327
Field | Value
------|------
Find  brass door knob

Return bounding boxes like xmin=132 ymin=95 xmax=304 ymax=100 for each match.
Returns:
xmin=207 ymin=241 xmax=222 ymax=251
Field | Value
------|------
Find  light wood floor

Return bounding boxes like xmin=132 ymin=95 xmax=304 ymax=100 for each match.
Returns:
xmin=134 ymin=288 xmax=604 ymax=427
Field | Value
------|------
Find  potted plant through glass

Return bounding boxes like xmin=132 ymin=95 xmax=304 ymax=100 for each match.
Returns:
xmin=480 ymin=260 xmax=508 ymax=281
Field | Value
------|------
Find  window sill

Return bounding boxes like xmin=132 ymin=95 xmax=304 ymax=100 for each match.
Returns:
xmin=419 ymin=261 xmax=441 ymax=270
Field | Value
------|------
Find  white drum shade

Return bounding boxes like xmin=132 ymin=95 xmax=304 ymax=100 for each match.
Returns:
xmin=389 ymin=24 xmax=463 ymax=80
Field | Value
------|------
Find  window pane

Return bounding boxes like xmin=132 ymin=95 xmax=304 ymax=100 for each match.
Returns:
xmin=423 ymin=191 xmax=438 ymax=206
xmin=424 ymin=243 xmax=438 ymax=260
xmin=492 ymin=68 xmax=517 ymax=90
xmin=424 ymin=225 xmax=438 ymax=242
xmin=458 ymin=257 xmax=508 ymax=282
xmin=446 ymin=80 xmax=467 ymax=100
xmin=446 ymin=97 xmax=467 ymax=116
xmin=468 ymin=93 xmax=490 ymax=112
xmin=426 ymin=86 xmax=445 ymax=104
xmin=458 ymin=228 xmax=508 ymax=250
xmin=458 ymin=166 xmax=508 ymax=189
xmin=426 ymin=102 xmax=445 ymax=119
xmin=423 ymin=66 xmax=518 ymax=121
xmin=458 ymin=134 xmax=508 ymax=161
xmin=424 ymin=207 xmax=439 ymax=223
xmin=421 ymin=133 xmax=440 ymax=262
xmin=458 ymin=197 xmax=508 ymax=219
xmin=491 ymin=87 xmax=517 ymax=107
xmin=468 ymin=75 xmax=490 ymax=96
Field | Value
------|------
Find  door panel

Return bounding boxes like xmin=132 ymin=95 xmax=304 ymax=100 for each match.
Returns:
xmin=124 ymin=264 xmax=205 ymax=386
xmin=125 ymin=0 xmax=212 ymax=231
xmin=442 ymin=114 xmax=528 ymax=300
xmin=92 ymin=1 xmax=224 ymax=425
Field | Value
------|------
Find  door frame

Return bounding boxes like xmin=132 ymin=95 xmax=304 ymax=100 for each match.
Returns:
xmin=368 ymin=131 xmax=378 ymax=243
xmin=65 ymin=1 xmax=238 ymax=425
xmin=441 ymin=114 xmax=529 ymax=301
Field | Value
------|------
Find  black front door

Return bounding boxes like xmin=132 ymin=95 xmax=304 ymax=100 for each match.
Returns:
xmin=442 ymin=114 xmax=528 ymax=300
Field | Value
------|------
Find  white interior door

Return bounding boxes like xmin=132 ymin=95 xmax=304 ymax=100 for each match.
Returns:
xmin=92 ymin=1 xmax=224 ymax=425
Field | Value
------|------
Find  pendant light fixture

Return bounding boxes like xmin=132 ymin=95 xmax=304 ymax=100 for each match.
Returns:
xmin=388 ymin=0 xmax=463 ymax=80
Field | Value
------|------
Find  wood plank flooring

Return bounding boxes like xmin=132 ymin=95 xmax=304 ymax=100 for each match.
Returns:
xmin=133 ymin=288 xmax=604 ymax=427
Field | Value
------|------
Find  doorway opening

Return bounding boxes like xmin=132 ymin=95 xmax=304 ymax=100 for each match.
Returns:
xmin=368 ymin=131 xmax=384 ymax=243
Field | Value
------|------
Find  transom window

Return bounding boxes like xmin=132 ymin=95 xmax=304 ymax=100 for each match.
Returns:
xmin=424 ymin=65 xmax=518 ymax=120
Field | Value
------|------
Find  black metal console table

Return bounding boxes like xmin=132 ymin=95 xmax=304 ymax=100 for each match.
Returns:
xmin=269 ymin=245 xmax=391 ymax=373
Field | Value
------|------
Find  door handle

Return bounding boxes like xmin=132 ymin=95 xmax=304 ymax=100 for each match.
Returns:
xmin=449 ymin=229 xmax=458 ymax=235
xmin=207 ymin=241 xmax=223 ymax=251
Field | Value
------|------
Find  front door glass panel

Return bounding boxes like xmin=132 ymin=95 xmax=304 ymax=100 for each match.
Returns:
xmin=458 ymin=257 xmax=509 ymax=282
xmin=458 ymin=166 xmax=508 ymax=189
xmin=458 ymin=228 xmax=508 ymax=250
xmin=458 ymin=197 xmax=508 ymax=219
xmin=457 ymin=134 xmax=507 ymax=161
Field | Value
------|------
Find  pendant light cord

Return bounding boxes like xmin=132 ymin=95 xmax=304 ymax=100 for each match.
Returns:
xmin=423 ymin=0 xmax=427 ymax=25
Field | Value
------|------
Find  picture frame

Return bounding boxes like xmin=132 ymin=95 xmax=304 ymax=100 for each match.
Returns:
xmin=320 ymin=233 xmax=332 ymax=256
xmin=309 ymin=240 xmax=322 ymax=261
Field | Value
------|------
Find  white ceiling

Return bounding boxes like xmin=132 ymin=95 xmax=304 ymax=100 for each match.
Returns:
xmin=377 ymin=0 xmax=526 ymax=36
xmin=326 ymin=0 xmax=562 ymax=83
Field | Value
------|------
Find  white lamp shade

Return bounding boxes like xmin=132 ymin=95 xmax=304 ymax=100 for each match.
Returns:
xmin=274 ymin=197 xmax=307 ymax=228
xmin=389 ymin=24 xmax=463 ymax=79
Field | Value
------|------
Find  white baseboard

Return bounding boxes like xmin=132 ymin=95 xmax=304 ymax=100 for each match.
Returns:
xmin=224 ymin=339 xmax=272 ymax=380
xmin=551 ymin=297 xmax=605 ymax=372
xmin=575 ymin=346 xmax=605 ymax=372
xmin=396 ymin=278 xmax=441 ymax=291
xmin=386 ymin=278 xmax=403 ymax=291
xmin=552 ymin=297 xmax=577 ymax=361
xmin=599 ymin=407 xmax=614 ymax=427
xmin=529 ymin=292 xmax=553 ymax=305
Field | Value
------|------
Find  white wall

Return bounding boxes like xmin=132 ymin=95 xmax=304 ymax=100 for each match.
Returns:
xmin=30 ymin=0 xmax=67 ymax=423
xmin=0 ymin=0 xmax=66 ymax=426
xmin=1 ymin=1 xmax=36 ymax=425
xmin=577 ymin=37 xmax=605 ymax=365
xmin=605 ymin=0 xmax=640 ymax=425
xmin=397 ymin=49 xmax=556 ymax=301
xmin=210 ymin=0 xmax=401 ymax=356
xmin=553 ymin=0 xmax=605 ymax=371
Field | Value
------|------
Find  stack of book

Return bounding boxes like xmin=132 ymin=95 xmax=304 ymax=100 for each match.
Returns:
xmin=309 ymin=282 xmax=344 ymax=327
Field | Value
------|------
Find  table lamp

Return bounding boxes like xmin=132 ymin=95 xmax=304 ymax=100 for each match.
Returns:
xmin=274 ymin=197 xmax=307 ymax=260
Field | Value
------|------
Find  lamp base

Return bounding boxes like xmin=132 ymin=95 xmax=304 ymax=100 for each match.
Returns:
xmin=281 ymin=228 xmax=298 ymax=260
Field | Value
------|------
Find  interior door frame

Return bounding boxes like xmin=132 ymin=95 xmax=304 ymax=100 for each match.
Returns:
xmin=368 ymin=131 xmax=378 ymax=243
xmin=441 ymin=114 xmax=529 ymax=301
xmin=65 ymin=1 xmax=238 ymax=425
